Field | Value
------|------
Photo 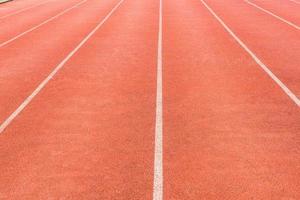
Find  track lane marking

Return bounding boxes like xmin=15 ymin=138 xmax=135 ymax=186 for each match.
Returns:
xmin=0 ymin=0 xmax=52 ymax=20
xmin=200 ymin=0 xmax=300 ymax=107
xmin=0 ymin=0 xmax=125 ymax=134
xmin=244 ymin=0 xmax=300 ymax=30
xmin=153 ymin=0 xmax=163 ymax=198
xmin=0 ymin=0 xmax=87 ymax=48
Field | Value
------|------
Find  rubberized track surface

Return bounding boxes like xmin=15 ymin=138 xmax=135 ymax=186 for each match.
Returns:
xmin=0 ymin=0 xmax=299 ymax=199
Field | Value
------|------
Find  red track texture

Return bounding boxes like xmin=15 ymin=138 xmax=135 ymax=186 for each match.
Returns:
xmin=0 ymin=0 xmax=299 ymax=199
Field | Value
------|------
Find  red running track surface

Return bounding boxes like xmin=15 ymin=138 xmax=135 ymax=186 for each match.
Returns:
xmin=0 ymin=0 xmax=50 ymax=17
xmin=249 ymin=0 xmax=300 ymax=25
xmin=0 ymin=0 xmax=299 ymax=199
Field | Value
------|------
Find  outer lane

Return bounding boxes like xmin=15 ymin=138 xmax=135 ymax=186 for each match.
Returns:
xmin=0 ymin=0 xmax=84 ymax=43
xmin=249 ymin=0 xmax=300 ymax=25
xmin=0 ymin=0 xmax=47 ymax=17
xmin=204 ymin=0 xmax=300 ymax=97
xmin=0 ymin=0 xmax=122 ymax=123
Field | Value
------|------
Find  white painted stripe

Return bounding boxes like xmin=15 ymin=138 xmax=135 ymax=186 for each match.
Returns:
xmin=0 ymin=0 xmax=125 ymax=134
xmin=0 ymin=0 xmax=87 ymax=48
xmin=288 ymin=0 xmax=300 ymax=5
xmin=0 ymin=0 xmax=52 ymax=20
xmin=200 ymin=0 xmax=300 ymax=106
xmin=153 ymin=0 xmax=163 ymax=198
xmin=244 ymin=0 xmax=300 ymax=30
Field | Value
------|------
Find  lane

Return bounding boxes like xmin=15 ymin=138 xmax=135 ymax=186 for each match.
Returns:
xmin=204 ymin=0 xmax=300 ymax=97
xmin=0 ymin=0 xmax=45 ymax=17
xmin=0 ymin=0 xmax=120 ymax=123
xmin=0 ymin=0 xmax=52 ymax=19
xmin=0 ymin=0 xmax=84 ymax=43
xmin=244 ymin=0 xmax=299 ymax=29
xmin=249 ymin=0 xmax=300 ymax=25
xmin=201 ymin=0 xmax=299 ymax=106
xmin=0 ymin=0 xmax=158 ymax=198
xmin=0 ymin=0 xmax=87 ymax=48
xmin=163 ymin=0 xmax=300 ymax=199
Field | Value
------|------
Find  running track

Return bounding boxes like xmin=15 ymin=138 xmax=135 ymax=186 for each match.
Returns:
xmin=0 ymin=0 xmax=299 ymax=199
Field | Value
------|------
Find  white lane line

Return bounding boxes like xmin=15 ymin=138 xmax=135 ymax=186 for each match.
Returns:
xmin=244 ymin=0 xmax=300 ymax=30
xmin=0 ymin=0 xmax=125 ymax=134
xmin=0 ymin=0 xmax=52 ymax=20
xmin=288 ymin=0 xmax=300 ymax=5
xmin=200 ymin=0 xmax=300 ymax=107
xmin=153 ymin=0 xmax=163 ymax=198
xmin=0 ymin=0 xmax=87 ymax=48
